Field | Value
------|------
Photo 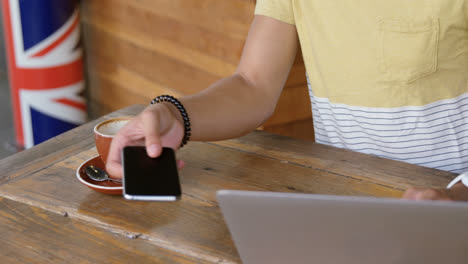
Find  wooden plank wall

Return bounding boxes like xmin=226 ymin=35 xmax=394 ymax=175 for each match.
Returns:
xmin=80 ymin=0 xmax=314 ymax=141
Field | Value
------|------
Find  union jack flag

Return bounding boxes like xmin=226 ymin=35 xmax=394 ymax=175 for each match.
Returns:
xmin=2 ymin=0 xmax=86 ymax=148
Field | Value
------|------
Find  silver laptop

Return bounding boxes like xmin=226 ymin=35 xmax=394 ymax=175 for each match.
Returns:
xmin=217 ymin=190 xmax=468 ymax=264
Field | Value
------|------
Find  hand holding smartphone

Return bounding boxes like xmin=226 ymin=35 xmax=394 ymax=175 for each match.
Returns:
xmin=122 ymin=146 xmax=181 ymax=201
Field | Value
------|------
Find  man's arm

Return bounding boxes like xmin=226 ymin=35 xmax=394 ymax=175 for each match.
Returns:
xmin=106 ymin=15 xmax=299 ymax=178
xmin=178 ymin=15 xmax=299 ymax=141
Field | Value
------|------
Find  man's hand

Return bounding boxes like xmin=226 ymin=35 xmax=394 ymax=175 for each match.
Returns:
xmin=402 ymin=182 xmax=468 ymax=201
xmin=106 ymin=103 xmax=185 ymax=179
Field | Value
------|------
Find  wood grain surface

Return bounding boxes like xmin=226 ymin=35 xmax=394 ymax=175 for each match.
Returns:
xmin=0 ymin=197 xmax=211 ymax=264
xmin=0 ymin=105 xmax=456 ymax=263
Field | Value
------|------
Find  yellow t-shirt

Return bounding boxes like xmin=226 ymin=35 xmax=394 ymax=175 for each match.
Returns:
xmin=256 ymin=0 xmax=468 ymax=173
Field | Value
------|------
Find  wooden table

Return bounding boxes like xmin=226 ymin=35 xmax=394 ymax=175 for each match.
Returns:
xmin=0 ymin=105 xmax=456 ymax=263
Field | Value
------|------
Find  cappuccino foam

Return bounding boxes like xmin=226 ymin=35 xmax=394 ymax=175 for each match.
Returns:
xmin=97 ymin=120 xmax=129 ymax=136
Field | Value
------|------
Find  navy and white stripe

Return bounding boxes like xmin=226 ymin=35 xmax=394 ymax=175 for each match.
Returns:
xmin=308 ymin=87 xmax=468 ymax=174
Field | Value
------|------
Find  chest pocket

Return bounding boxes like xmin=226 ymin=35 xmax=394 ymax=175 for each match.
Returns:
xmin=379 ymin=18 xmax=439 ymax=84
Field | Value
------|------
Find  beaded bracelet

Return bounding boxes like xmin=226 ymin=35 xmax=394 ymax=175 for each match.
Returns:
xmin=150 ymin=95 xmax=191 ymax=148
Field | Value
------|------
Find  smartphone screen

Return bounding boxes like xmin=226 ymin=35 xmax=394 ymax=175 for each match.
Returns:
xmin=122 ymin=146 xmax=181 ymax=201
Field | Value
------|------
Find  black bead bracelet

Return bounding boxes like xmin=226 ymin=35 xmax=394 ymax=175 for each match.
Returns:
xmin=150 ymin=95 xmax=191 ymax=148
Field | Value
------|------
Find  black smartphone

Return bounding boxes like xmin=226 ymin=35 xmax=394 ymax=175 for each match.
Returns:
xmin=122 ymin=146 xmax=181 ymax=201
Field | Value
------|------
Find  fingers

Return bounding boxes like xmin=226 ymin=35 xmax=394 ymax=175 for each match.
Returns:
xmin=106 ymin=117 xmax=144 ymax=179
xmin=402 ymin=187 xmax=451 ymax=201
xmin=402 ymin=187 xmax=422 ymax=200
xmin=141 ymin=109 xmax=163 ymax=158
xmin=106 ymin=134 xmax=127 ymax=179
xmin=105 ymin=105 xmax=179 ymax=178
xmin=177 ymin=160 xmax=185 ymax=170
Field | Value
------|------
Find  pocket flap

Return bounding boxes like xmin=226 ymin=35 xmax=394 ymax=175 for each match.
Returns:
xmin=380 ymin=18 xmax=437 ymax=33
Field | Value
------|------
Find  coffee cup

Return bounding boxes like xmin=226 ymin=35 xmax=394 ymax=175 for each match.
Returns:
xmin=94 ymin=116 xmax=132 ymax=164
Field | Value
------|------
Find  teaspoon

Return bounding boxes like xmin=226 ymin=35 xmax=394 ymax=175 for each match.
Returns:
xmin=85 ymin=165 xmax=122 ymax=183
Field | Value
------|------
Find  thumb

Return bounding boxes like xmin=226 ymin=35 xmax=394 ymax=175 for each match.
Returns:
xmin=141 ymin=110 xmax=163 ymax=157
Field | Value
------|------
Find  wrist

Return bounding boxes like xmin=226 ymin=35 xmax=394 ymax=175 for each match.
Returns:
xmin=447 ymin=172 xmax=468 ymax=189
xmin=162 ymin=102 xmax=184 ymax=126
xmin=150 ymin=95 xmax=191 ymax=147
xmin=446 ymin=182 xmax=468 ymax=201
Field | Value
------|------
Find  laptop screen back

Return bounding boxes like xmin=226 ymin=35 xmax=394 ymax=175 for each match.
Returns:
xmin=217 ymin=190 xmax=468 ymax=264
